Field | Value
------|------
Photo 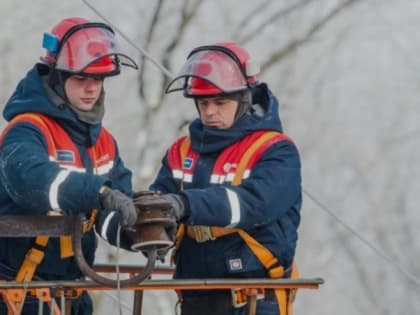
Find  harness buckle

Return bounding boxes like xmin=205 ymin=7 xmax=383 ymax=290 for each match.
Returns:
xmin=192 ymin=226 xmax=216 ymax=243
xmin=231 ymin=288 xmax=265 ymax=308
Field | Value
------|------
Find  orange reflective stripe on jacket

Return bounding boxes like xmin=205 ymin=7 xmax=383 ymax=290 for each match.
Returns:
xmin=171 ymin=130 xmax=298 ymax=314
xmin=2 ymin=113 xmax=105 ymax=283
xmin=176 ymin=131 xmax=283 ymax=260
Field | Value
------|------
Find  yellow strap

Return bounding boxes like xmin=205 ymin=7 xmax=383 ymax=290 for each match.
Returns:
xmin=274 ymin=261 xmax=299 ymax=315
xmin=15 ymin=236 xmax=49 ymax=282
xmin=232 ymin=131 xmax=281 ymax=185
xmin=83 ymin=209 xmax=98 ymax=233
xmin=60 ymin=237 xmax=74 ymax=259
xmin=16 ymin=209 xmax=99 ymax=281
xmin=236 ymin=229 xmax=283 ymax=274
xmin=176 ymin=132 xmax=287 ymax=274
xmin=170 ymin=223 xmax=186 ymax=266
xmin=61 ymin=209 xmax=98 ymax=258
xmin=185 ymin=132 xmax=283 ymax=271
xmin=212 ymin=132 xmax=283 ymax=271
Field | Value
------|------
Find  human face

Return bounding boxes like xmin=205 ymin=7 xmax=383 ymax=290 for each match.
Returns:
xmin=64 ymin=75 xmax=103 ymax=111
xmin=196 ymin=97 xmax=239 ymax=129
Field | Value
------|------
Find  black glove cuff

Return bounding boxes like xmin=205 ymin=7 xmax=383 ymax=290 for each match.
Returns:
xmin=178 ymin=193 xmax=191 ymax=220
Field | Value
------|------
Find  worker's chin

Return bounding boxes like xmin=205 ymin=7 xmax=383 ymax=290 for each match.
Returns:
xmin=75 ymin=103 xmax=95 ymax=112
xmin=204 ymin=122 xmax=223 ymax=128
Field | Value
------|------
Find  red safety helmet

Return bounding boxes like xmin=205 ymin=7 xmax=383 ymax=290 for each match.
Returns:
xmin=166 ymin=42 xmax=260 ymax=97
xmin=42 ymin=17 xmax=137 ymax=76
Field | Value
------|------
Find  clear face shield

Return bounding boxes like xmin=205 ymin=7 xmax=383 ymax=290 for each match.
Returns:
xmin=46 ymin=24 xmax=138 ymax=75
xmin=166 ymin=50 xmax=249 ymax=95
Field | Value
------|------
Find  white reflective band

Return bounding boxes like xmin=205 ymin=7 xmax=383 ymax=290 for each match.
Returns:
xmin=96 ymin=161 xmax=114 ymax=175
xmin=225 ymin=188 xmax=240 ymax=227
xmin=210 ymin=173 xmax=237 ymax=184
xmin=243 ymin=169 xmax=251 ymax=179
xmin=226 ymin=173 xmax=235 ymax=182
xmin=183 ymin=173 xmax=193 ymax=183
xmin=172 ymin=169 xmax=183 ymax=179
xmin=210 ymin=174 xmax=219 ymax=184
xmin=49 ymin=169 xmax=70 ymax=210
xmin=60 ymin=165 xmax=86 ymax=173
xmin=100 ymin=211 xmax=116 ymax=241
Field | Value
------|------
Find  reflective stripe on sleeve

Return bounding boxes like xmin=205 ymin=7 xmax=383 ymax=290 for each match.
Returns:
xmin=96 ymin=161 xmax=114 ymax=175
xmin=49 ymin=169 xmax=70 ymax=210
xmin=100 ymin=211 xmax=116 ymax=241
xmin=225 ymin=188 xmax=240 ymax=227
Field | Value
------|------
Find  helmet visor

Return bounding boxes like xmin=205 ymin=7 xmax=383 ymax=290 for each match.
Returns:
xmin=166 ymin=50 xmax=248 ymax=95
xmin=55 ymin=27 xmax=137 ymax=74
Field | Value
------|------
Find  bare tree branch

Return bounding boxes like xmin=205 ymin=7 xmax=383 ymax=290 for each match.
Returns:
xmin=238 ymin=0 xmax=318 ymax=45
xmin=139 ymin=0 xmax=165 ymax=101
xmin=232 ymin=0 xmax=273 ymax=40
xmin=157 ymin=0 xmax=204 ymax=106
xmin=260 ymin=0 xmax=362 ymax=73
xmin=135 ymin=0 xmax=205 ymax=187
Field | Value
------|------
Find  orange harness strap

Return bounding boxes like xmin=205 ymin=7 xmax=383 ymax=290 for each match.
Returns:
xmin=15 ymin=236 xmax=49 ymax=283
xmin=172 ymin=131 xmax=297 ymax=314
xmin=181 ymin=132 xmax=284 ymax=273
xmin=173 ymin=132 xmax=281 ymax=262
xmin=1 ymin=114 xmax=102 ymax=314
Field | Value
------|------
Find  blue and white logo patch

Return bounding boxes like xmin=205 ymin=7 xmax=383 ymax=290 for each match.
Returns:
xmin=56 ymin=150 xmax=75 ymax=162
xmin=228 ymin=258 xmax=243 ymax=271
xmin=183 ymin=158 xmax=194 ymax=169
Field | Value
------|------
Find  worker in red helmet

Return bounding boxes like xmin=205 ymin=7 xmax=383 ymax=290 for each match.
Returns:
xmin=0 ymin=17 xmax=140 ymax=314
xmin=137 ymin=42 xmax=302 ymax=315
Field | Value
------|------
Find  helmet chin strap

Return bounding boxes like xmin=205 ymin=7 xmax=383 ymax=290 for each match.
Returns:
xmin=233 ymin=89 xmax=252 ymax=122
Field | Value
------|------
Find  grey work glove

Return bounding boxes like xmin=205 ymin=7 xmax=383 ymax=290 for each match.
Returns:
xmin=99 ymin=187 xmax=138 ymax=227
xmin=159 ymin=193 xmax=187 ymax=222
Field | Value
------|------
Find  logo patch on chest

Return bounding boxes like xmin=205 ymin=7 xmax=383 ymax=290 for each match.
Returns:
xmin=223 ymin=163 xmax=238 ymax=173
xmin=228 ymin=258 xmax=243 ymax=271
xmin=56 ymin=150 xmax=75 ymax=162
xmin=183 ymin=158 xmax=194 ymax=169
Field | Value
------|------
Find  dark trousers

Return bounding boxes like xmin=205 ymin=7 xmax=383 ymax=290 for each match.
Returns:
xmin=181 ymin=293 xmax=234 ymax=315
xmin=180 ymin=291 xmax=280 ymax=315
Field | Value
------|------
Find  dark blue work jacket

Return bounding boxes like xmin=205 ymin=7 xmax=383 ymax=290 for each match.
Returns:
xmin=0 ymin=64 xmax=132 ymax=279
xmin=150 ymin=83 xmax=302 ymax=297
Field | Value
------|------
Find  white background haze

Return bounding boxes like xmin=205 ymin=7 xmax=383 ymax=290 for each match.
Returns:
xmin=1 ymin=0 xmax=420 ymax=314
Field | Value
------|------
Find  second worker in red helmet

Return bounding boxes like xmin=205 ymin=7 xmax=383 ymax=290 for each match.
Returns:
xmin=137 ymin=42 xmax=302 ymax=315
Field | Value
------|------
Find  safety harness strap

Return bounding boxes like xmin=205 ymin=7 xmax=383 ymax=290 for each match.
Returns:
xmin=182 ymin=131 xmax=284 ymax=274
xmin=231 ymin=131 xmax=281 ymax=185
xmin=2 ymin=114 xmax=101 ymax=313
xmin=15 ymin=236 xmax=48 ymax=282
xmin=172 ymin=131 xmax=297 ymax=314
xmin=15 ymin=210 xmax=99 ymax=281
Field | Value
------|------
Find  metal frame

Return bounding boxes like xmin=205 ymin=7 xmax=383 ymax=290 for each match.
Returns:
xmin=0 ymin=215 xmax=324 ymax=314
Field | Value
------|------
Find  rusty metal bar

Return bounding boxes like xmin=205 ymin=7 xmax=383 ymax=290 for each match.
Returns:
xmin=0 ymin=215 xmax=78 ymax=237
xmin=0 ymin=215 xmax=158 ymax=288
xmin=132 ymin=290 xmax=143 ymax=315
xmin=93 ymin=264 xmax=175 ymax=275
xmin=71 ymin=217 xmax=157 ymax=288
xmin=0 ymin=278 xmax=323 ymax=290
